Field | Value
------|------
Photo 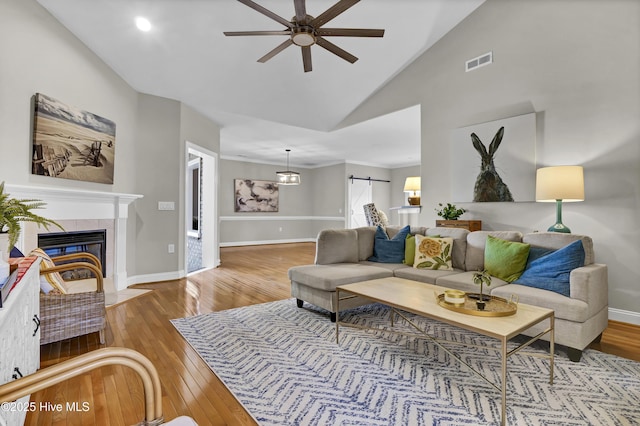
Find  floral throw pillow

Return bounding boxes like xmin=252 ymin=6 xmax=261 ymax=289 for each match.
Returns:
xmin=413 ymin=235 xmax=453 ymax=270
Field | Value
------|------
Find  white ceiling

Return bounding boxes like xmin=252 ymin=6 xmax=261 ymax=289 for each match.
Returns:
xmin=36 ymin=0 xmax=484 ymax=169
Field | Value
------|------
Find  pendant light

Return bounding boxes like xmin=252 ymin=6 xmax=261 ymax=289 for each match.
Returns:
xmin=276 ymin=149 xmax=301 ymax=185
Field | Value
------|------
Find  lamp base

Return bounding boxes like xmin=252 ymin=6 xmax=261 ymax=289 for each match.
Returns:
xmin=407 ymin=196 xmax=420 ymax=206
xmin=547 ymin=222 xmax=571 ymax=233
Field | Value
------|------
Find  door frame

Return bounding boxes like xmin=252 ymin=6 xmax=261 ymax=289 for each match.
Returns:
xmin=185 ymin=141 xmax=219 ymax=272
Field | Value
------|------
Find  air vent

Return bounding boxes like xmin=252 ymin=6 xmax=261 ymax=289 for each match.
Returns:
xmin=465 ymin=51 xmax=493 ymax=72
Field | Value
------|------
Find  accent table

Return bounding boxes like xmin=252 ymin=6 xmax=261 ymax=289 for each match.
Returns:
xmin=336 ymin=277 xmax=554 ymax=426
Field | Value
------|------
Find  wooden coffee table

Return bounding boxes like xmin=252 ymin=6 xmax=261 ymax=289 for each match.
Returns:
xmin=336 ymin=277 xmax=554 ymax=426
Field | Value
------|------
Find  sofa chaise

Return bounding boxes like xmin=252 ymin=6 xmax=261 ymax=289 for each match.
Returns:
xmin=288 ymin=226 xmax=608 ymax=362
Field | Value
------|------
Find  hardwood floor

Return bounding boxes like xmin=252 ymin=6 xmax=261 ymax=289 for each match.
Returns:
xmin=26 ymin=243 xmax=640 ymax=425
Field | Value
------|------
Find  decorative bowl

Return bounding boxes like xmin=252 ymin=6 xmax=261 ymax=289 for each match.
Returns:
xmin=444 ymin=289 xmax=466 ymax=305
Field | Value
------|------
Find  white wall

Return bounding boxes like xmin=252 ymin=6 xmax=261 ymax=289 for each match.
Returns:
xmin=340 ymin=0 xmax=640 ymax=321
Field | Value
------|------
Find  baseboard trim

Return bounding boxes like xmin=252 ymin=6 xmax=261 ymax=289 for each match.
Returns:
xmin=220 ymin=238 xmax=316 ymax=247
xmin=128 ymin=270 xmax=184 ymax=286
xmin=608 ymin=307 xmax=640 ymax=326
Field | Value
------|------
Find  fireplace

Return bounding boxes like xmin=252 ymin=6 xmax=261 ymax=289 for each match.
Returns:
xmin=38 ymin=230 xmax=107 ymax=279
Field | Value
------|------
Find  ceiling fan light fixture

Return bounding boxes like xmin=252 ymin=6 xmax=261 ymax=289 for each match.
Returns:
xmin=276 ymin=149 xmax=301 ymax=185
xmin=291 ymin=27 xmax=315 ymax=46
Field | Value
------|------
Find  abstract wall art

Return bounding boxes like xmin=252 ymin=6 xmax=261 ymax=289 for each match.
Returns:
xmin=234 ymin=179 xmax=279 ymax=212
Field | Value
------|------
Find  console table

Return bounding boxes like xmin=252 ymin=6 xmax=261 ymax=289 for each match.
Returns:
xmin=436 ymin=220 xmax=482 ymax=231
xmin=0 ymin=258 xmax=41 ymax=426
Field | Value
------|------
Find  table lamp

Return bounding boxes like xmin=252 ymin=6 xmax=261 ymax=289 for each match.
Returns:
xmin=404 ymin=177 xmax=421 ymax=206
xmin=535 ymin=166 xmax=584 ymax=233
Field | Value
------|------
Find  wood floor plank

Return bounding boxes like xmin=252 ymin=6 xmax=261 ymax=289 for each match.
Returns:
xmin=25 ymin=242 xmax=639 ymax=425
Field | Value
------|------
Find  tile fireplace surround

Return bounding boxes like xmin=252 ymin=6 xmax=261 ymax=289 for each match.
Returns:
xmin=6 ymin=184 xmax=142 ymax=292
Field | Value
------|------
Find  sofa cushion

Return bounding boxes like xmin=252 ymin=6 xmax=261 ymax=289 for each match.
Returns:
xmin=435 ymin=270 xmax=510 ymax=294
xmin=414 ymin=235 xmax=453 ymax=270
xmin=386 ymin=226 xmax=427 ymax=239
xmin=288 ymin=264 xmax=393 ymax=291
xmin=394 ymin=266 xmax=462 ymax=285
xmin=465 ymin=231 xmax=523 ymax=272
xmin=355 ymin=227 xmax=376 ymax=261
xmin=430 ymin=227 xmax=468 ymax=270
xmin=491 ymin=283 xmax=589 ymax=322
xmin=523 ymin=232 xmax=594 ymax=265
xmin=315 ymin=229 xmax=359 ymax=265
xmin=514 ymin=240 xmax=585 ymax=297
xmin=359 ymin=261 xmax=409 ymax=273
xmin=484 ymin=235 xmax=530 ymax=283
xmin=369 ymin=225 xmax=410 ymax=263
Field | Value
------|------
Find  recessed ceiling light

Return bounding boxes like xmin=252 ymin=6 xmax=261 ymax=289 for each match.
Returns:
xmin=135 ymin=16 xmax=151 ymax=32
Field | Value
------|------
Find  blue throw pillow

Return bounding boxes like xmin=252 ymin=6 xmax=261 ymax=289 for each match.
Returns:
xmin=368 ymin=225 xmax=410 ymax=263
xmin=514 ymin=240 xmax=585 ymax=297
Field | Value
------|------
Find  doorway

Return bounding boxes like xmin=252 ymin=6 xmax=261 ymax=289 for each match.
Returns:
xmin=348 ymin=178 xmax=372 ymax=228
xmin=185 ymin=142 xmax=218 ymax=274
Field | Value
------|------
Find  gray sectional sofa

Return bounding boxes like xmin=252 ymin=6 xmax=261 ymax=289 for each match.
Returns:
xmin=288 ymin=226 xmax=609 ymax=362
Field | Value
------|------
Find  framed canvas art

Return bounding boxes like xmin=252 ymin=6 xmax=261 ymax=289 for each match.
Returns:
xmin=450 ymin=113 xmax=536 ymax=202
xmin=32 ymin=93 xmax=116 ymax=184
xmin=234 ymin=179 xmax=279 ymax=212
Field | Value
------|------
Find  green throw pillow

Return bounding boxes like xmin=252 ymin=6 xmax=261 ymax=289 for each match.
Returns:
xmin=484 ymin=235 xmax=530 ymax=282
xmin=404 ymin=234 xmax=416 ymax=266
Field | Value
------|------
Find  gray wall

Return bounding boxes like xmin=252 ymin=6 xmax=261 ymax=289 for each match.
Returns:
xmin=341 ymin=0 xmax=640 ymax=317
xmin=1 ymin=0 xmax=222 ymax=279
xmin=217 ymin=159 xmax=419 ymax=245
xmin=134 ymin=94 xmax=181 ymax=276
xmin=0 ymin=0 xmax=138 ymax=194
xmin=219 ymin=159 xmax=322 ymax=245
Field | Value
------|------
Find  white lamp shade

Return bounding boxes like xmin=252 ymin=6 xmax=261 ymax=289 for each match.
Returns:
xmin=403 ymin=176 xmax=421 ymax=192
xmin=536 ymin=166 xmax=584 ymax=202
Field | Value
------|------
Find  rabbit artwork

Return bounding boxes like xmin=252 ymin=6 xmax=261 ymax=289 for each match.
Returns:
xmin=471 ymin=126 xmax=514 ymax=202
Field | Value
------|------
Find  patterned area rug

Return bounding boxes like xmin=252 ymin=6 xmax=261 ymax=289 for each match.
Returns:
xmin=171 ymin=300 xmax=640 ymax=425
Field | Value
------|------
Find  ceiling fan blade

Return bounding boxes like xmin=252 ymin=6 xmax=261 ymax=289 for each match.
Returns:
xmin=301 ymin=46 xmax=312 ymax=72
xmin=311 ymin=0 xmax=359 ymax=28
xmin=257 ymin=39 xmax=294 ymax=63
xmin=224 ymin=30 xmax=291 ymax=36
xmin=293 ymin=0 xmax=307 ymax=23
xmin=315 ymin=37 xmax=358 ymax=63
xmin=236 ymin=0 xmax=293 ymax=28
xmin=316 ymin=28 xmax=384 ymax=37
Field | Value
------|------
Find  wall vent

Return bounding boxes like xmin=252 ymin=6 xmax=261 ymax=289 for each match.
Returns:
xmin=466 ymin=51 xmax=493 ymax=72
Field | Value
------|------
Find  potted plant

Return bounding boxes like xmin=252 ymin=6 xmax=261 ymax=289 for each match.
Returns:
xmin=472 ymin=269 xmax=492 ymax=310
xmin=435 ymin=203 xmax=466 ymax=220
xmin=0 ymin=181 xmax=63 ymax=257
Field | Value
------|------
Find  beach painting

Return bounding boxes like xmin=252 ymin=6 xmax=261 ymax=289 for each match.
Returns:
xmin=32 ymin=93 xmax=116 ymax=184
xmin=234 ymin=179 xmax=279 ymax=212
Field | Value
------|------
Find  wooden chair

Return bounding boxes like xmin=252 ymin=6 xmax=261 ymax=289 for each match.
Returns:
xmin=0 ymin=347 xmax=197 ymax=425
xmin=37 ymin=251 xmax=106 ymax=345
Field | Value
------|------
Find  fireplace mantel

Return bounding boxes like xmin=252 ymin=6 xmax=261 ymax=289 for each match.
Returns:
xmin=6 ymin=184 xmax=142 ymax=292
xmin=5 ymin=184 xmax=142 ymax=220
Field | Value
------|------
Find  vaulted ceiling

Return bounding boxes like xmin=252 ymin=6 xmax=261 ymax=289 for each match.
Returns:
xmin=37 ymin=0 xmax=485 ymax=168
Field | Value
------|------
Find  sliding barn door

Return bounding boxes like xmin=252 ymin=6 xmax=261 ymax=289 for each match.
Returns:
xmin=348 ymin=179 xmax=372 ymax=228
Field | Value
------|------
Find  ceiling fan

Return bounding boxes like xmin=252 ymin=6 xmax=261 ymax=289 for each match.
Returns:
xmin=224 ymin=0 xmax=385 ymax=72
